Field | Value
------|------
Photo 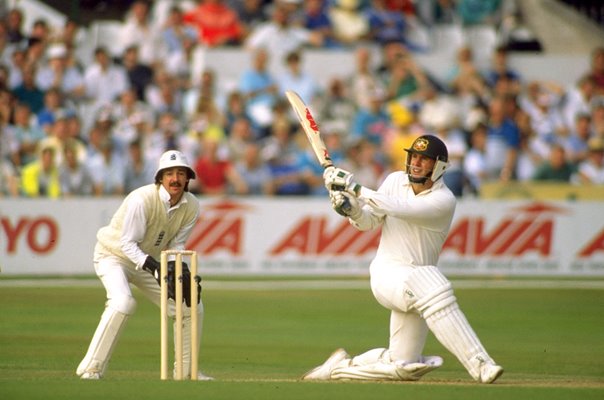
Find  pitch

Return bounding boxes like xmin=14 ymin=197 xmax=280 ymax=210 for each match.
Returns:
xmin=0 ymin=277 xmax=603 ymax=400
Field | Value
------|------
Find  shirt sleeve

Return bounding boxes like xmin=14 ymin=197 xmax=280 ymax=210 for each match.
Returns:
xmin=120 ymin=195 xmax=150 ymax=269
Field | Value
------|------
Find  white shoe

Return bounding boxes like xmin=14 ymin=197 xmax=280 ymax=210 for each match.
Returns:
xmin=395 ymin=355 xmax=443 ymax=380
xmin=80 ymin=371 xmax=102 ymax=380
xmin=479 ymin=363 xmax=503 ymax=383
xmin=302 ymin=348 xmax=349 ymax=381
xmin=194 ymin=371 xmax=214 ymax=381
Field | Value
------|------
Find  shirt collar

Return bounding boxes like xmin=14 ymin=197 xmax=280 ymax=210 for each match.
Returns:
xmin=158 ymin=184 xmax=187 ymax=208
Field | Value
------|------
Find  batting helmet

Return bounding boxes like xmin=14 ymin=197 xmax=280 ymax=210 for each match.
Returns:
xmin=404 ymin=135 xmax=449 ymax=182
xmin=154 ymin=150 xmax=196 ymax=184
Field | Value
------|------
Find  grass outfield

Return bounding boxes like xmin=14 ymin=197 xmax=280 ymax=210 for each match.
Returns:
xmin=0 ymin=278 xmax=603 ymax=400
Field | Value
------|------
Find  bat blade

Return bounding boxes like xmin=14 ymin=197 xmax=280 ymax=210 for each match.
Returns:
xmin=285 ymin=90 xmax=333 ymax=169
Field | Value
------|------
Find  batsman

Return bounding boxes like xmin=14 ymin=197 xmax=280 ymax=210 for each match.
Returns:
xmin=76 ymin=150 xmax=212 ymax=380
xmin=303 ymin=135 xmax=503 ymax=383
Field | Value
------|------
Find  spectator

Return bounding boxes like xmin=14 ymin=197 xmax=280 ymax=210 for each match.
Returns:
xmin=20 ymin=145 xmax=61 ymax=198
xmin=58 ymin=139 xmax=95 ymax=196
xmin=317 ymin=77 xmax=357 ymax=136
xmin=192 ymin=137 xmax=247 ymax=195
xmin=484 ymin=95 xmax=521 ymax=181
xmin=234 ymin=140 xmax=275 ymax=195
xmin=328 ymin=0 xmax=369 ymax=46
xmin=35 ymin=42 xmax=85 ymax=100
xmin=86 ymin=138 xmax=127 ymax=196
xmin=36 ymin=87 xmax=64 ymax=132
xmin=572 ymin=137 xmax=604 ymax=185
xmin=591 ymin=97 xmax=604 ymax=138
xmin=223 ymin=90 xmax=254 ymax=136
xmin=351 ymin=87 xmax=391 ymax=147
xmin=11 ymin=65 xmax=44 ymax=113
xmin=365 ymin=0 xmax=410 ymax=48
xmin=124 ymin=138 xmax=155 ymax=192
xmin=562 ymin=112 xmax=592 ymax=165
xmin=245 ymin=3 xmax=323 ymax=74
xmin=160 ymin=5 xmax=198 ymax=55
xmin=445 ymin=46 xmax=490 ymax=106
xmin=183 ymin=0 xmax=244 ymax=47
xmin=0 ymin=113 xmax=19 ymax=197
xmin=298 ymin=128 xmax=346 ymax=195
xmin=339 ymin=137 xmax=383 ymax=189
xmin=561 ymin=75 xmax=597 ymax=131
xmin=84 ymin=46 xmax=130 ymax=110
xmin=302 ymin=0 xmax=338 ymax=48
xmin=121 ymin=45 xmax=154 ymax=101
xmin=7 ymin=102 xmax=45 ymax=167
xmin=226 ymin=117 xmax=256 ymax=162
xmin=586 ymin=46 xmax=604 ymax=96
xmin=463 ymin=122 xmax=489 ymax=195
xmin=457 ymin=0 xmax=502 ymax=26
xmin=518 ymin=80 xmax=567 ymax=145
xmin=144 ymin=68 xmax=183 ymax=117
xmin=5 ymin=8 xmax=25 ymax=44
xmin=483 ymin=46 xmax=521 ymax=94
xmin=348 ymin=46 xmax=384 ymax=111
xmin=276 ymin=50 xmax=319 ymax=105
xmin=119 ymin=0 xmax=161 ymax=66
xmin=261 ymin=118 xmax=309 ymax=195
xmin=531 ymin=144 xmax=576 ymax=182
xmin=6 ymin=47 xmax=27 ymax=89
xmin=238 ymin=47 xmax=279 ymax=133
xmin=230 ymin=0 xmax=268 ymax=40
xmin=111 ymin=87 xmax=154 ymax=151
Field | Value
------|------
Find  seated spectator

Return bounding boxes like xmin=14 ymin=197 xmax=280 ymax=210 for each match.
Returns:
xmin=119 ymin=0 xmax=161 ymax=66
xmin=245 ymin=3 xmax=323 ymax=74
xmin=317 ymin=77 xmax=357 ymax=136
xmin=160 ymin=5 xmax=199 ymax=55
xmin=586 ymin=46 xmax=604 ymax=96
xmin=5 ymin=8 xmax=26 ymax=45
xmin=58 ymin=139 xmax=95 ymax=196
xmin=518 ymin=80 xmax=566 ymax=144
xmin=532 ymin=144 xmax=576 ymax=182
xmin=238 ymin=48 xmax=279 ymax=132
xmin=234 ymin=140 xmax=275 ymax=195
xmin=144 ymin=68 xmax=183 ymax=117
xmin=226 ymin=117 xmax=256 ymax=163
xmin=261 ymin=118 xmax=309 ymax=195
xmin=84 ymin=46 xmax=130 ymax=110
xmin=445 ymin=46 xmax=490 ymax=105
xmin=183 ymin=0 xmax=244 ymax=47
xmin=35 ymin=42 xmax=85 ymax=100
xmin=124 ymin=138 xmax=155 ymax=192
xmin=339 ymin=137 xmax=383 ymax=190
xmin=192 ymin=137 xmax=247 ymax=195
xmin=463 ymin=122 xmax=489 ymax=195
xmin=328 ymin=0 xmax=369 ymax=46
xmin=7 ymin=102 xmax=46 ymax=167
xmin=561 ymin=112 xmax=592 ymax=164
xmin=36 ymin=87 xmax=64 ymax=133
xmin=484 ymin=95 xmax=521 ymax=181
xmin=20 ymin=145 xmax=61 ymax=198
xmin=223 ymin=90 xmax=255 ymax=136
xmin=457 ymin=0 xmax=502 ymax=26
xmin=111 ymin=87 xmax=155 ymax=151
xmin=85 ymin=138 xmax=127 ymax=196
xmin=483 ymin=46 xmax=522 ymax=94
xmin=231 ymin=0 xmax=268 ymax=40
xmin=572 ymin=137 xmax=604 ymax=185
xmin=561 ymin=75 xmax=597 ymax=131
xmin=350 ymin=88 xmax=392 ymax=147
xmin=365 ymin=0 xmax=411 ymax=48
xmin=302 ymin=0 xmax=338 ymax=48
xmin=276 ymin=50 xmax=319 ymax=105
xmin=38 ymin=110 xmax=87 ymax=167
xmin=12 ymin=64 xmax=45 ymax=114
xmin=121 ymin=45 xmax=154 ymax=101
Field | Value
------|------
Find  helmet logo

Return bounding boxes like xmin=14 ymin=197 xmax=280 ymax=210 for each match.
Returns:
xmin=170 ymin=153 xmax=177 ymax=160
xmin=413 ymin=138 xmax=429 ymax=151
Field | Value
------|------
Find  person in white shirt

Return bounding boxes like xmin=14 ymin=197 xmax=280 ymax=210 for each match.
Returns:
xmin=84 ymin=47 xmax=130 ymax=110
xmin=76 ymin=150 xmax=213 ymax=381
xmin=304 ymin=135 xmax=503 ymax=384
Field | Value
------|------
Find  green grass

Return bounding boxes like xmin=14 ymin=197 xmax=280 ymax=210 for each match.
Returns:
xmin=0 ymin=280 xmax=603 ymax=400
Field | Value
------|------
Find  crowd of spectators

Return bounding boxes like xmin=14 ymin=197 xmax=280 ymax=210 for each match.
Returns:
xmin=0 ymin=0 xmax=603 ymax=199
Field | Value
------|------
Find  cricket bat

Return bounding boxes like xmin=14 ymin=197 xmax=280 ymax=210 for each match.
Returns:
xmin=284 ymin=90 xmax=335 ymax=169
xmin=285 ymin=90 xmax=352 ymax=198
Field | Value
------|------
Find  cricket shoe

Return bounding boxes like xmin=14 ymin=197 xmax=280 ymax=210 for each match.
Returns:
xmin=395 ymin=355 xmax=443 ymax=381
xmin=80 ymin=371 xmax=102 ymax=380
xmin=301 ymin=348 xmax=350 ymax=381
xmin=479 ymin=363 xmax=503 ymax=384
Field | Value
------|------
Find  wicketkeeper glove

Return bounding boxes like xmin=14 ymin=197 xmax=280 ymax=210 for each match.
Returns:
xmin=330 ymin=189 xmax=362 ymax=218
xmin=323 ymin=167 xmax=361 ymax=195
xmin=142 ymin=256 xmax=201 ymax=307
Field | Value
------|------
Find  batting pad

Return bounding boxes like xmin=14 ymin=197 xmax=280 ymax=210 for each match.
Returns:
xmin=76 ymin=307 xmax=129 ymax=377
xmin=405 ymin=266 xmax=493 ymax=381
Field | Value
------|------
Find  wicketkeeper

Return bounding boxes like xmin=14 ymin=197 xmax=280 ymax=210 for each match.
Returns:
xmin=303 ymin=135 xmax=503 ymax=383
xmin=76 ymin=150 xmax=212 ymax=380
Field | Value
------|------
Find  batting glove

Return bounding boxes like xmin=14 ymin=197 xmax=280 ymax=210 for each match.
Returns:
xmin=323 ymin=167 xmax=361 ymax=195
xmin=330 ymin=189 xmax=362 ymax=218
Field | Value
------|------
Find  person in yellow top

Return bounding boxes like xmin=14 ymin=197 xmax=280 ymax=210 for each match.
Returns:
xmin=20 ymin=145 xmax=61 ymax=198
xmin=76 ymin=150 xmax=213 ymax=381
